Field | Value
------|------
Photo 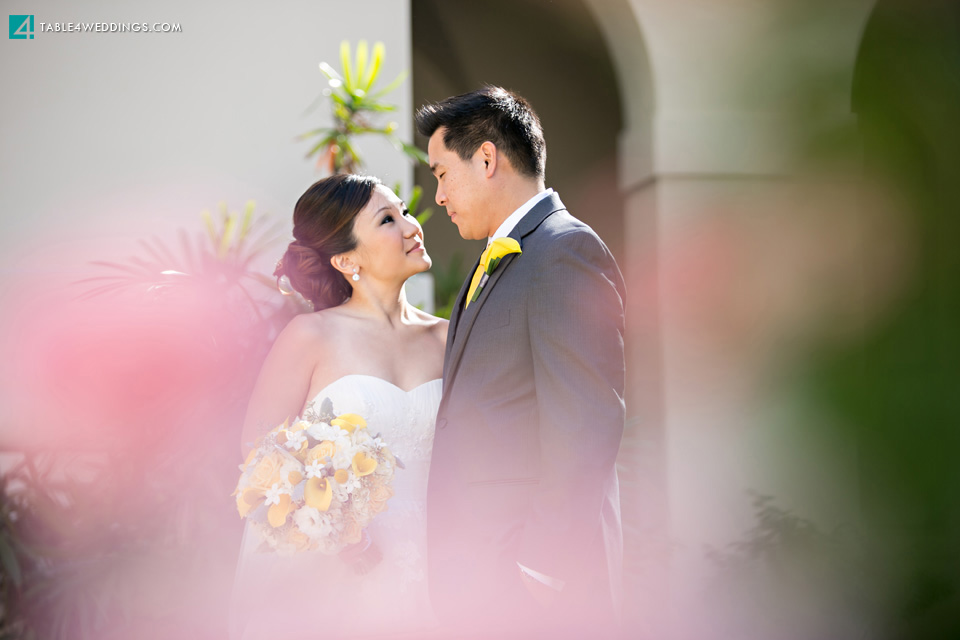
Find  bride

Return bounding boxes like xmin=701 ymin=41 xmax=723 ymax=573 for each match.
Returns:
xmin=230 ymin=174 xmax=446 ymax=639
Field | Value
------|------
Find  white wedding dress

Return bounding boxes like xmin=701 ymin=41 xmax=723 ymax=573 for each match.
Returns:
xmin=230 ymin=375 xmax=441 ymax=640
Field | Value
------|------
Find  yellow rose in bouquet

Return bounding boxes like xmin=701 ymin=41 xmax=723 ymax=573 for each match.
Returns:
xmin=248 ymin=452 xmax=285 ymax=492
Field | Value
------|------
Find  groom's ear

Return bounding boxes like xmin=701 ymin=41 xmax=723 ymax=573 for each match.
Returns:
xmin=478 ymin=141 xmax=497 ymax=178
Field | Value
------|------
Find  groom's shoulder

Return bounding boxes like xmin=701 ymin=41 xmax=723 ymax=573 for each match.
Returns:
xmin=531 ymin=208 xmax=615 ymax=261
xmin=543 ymin=209 xmax=595 ymax=237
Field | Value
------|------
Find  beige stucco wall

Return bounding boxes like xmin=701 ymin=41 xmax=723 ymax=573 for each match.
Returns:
xmin=0 ymin=0 xmax=414 ymax=435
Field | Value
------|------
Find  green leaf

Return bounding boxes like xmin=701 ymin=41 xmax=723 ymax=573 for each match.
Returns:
xmin=363 ymin=42 xmax=385 ymax=91
xmin=76 ymin=283 xmax=136 ymax=300
xmin=401 ymin=142 xmax=429 ymax=165
xmin=137 ymin=238 xmax=171 ymax=268
xmin=295 ymin=127 xmax=334 ymax=141
xmin=201 ymin=210 xmax=217 ymax=244
xmin=239 ymin=201 xmax=255 ymax=241
xmin=305 ymin=136 xmax=335 ymax=159
xmin=368 ymin=70 xmax=408 ymax=100
xmin=301 ymin=91 xmax=327 ymax=117
xmin=408 ymin=184 xmax=422 ymax=210
xmin=318 ymin=61 xmax=343 ymax=83
xmin=415 ymin=208 xmax=433 ymax=226
xmin=358 ymin=102 xmax=397 ymax=113
xmin=339 ymin=137 xmax=362 ymax=167
xmin=386 ymin=136 xmax=429 ymax=165
xmin=333 ymin=102 xmax=351 ymax=122
xmin=219 ymin=213 xmax=237 ymax=259
xmin=146 ymin=235 xmax=179 ymax=267
xmin=0 ymin=534 xmax=21 ymax=586
xmin=340 ymin=41 xmax=353 ymax=92
xmin=350 ymin=125 xmax=386 ymax=135
xmin=355 ymin=40 xmax=369 ymax=89
xmin=87 ymin=260 xmax=145 ymax=276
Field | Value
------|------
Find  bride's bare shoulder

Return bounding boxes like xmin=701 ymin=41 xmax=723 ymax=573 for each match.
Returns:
xmin=275 ymin=308 xmax=348 ymax=349
xmin=433 ymin=317 xmax=449 ymax=343
xmin=411 ymin=309 xmax=448 ymax=344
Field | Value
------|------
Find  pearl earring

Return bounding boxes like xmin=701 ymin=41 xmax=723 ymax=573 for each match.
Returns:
xmin=352 ymin=268 xmax=360 ymax=282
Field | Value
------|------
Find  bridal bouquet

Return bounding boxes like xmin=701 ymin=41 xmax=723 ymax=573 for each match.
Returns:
xmin=234 ymin=398 xmax=398 ymax=555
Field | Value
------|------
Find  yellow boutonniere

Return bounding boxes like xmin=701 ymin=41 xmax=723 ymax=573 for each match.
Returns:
xmin=467 ymin=237 xmax=522 ymax=306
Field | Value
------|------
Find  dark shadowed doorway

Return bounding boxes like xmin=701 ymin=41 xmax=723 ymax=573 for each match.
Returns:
xmin=412 ymin=0 xmax=625 ymax=283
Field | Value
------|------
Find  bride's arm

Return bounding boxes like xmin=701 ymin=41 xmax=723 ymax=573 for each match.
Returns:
xmin=240 ymin=314 xmax=322 ymax=455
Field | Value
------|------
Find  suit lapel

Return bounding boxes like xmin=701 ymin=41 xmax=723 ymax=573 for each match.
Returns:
xmin=441 ymin=193 xmax=567 ymax=405
xmin=443 ymin=251 xmax=519 ymax=384
xmin=442 ymin=253 xmax=479 ymax=381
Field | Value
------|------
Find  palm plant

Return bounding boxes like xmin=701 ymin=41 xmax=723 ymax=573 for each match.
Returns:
xmin=300 ymin=41 xmax=428 ymax=175
xmin=300 ymin=40 xmax=441 ymax=302
xmin=78 ymin=201 xmax=303 ymax=316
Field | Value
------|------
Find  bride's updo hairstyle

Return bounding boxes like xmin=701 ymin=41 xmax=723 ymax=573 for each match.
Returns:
xmin=275 ymin=174 xmax=380 ymax=311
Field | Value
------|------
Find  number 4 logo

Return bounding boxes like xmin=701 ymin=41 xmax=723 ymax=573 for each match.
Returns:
xmin=9 ymin=15 xmax=34 ymax=40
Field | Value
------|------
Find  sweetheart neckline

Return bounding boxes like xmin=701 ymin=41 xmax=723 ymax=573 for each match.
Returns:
xmin=306 ymin=374 xmax=442 ymax=409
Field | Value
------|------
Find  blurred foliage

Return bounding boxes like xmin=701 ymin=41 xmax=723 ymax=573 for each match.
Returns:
xmin=301 ymin=39 xmax=450 ymax=311
xmin=705 ymin=493 xmax=876 ymax=638
xmin=819 ymin=2 xmax=960 ymax=637
xmin=0 ymin=445 xmax=251 ymax=639
xmin=0 ymin=203 xmax=305 ymax=638
xmin=78 ymin=201 xmax=307 ymax=319
xmin=430 ymin=252 xmax=469 ymax=320
xmin=392 ymin=182 xmax=432 ymax=228
xmin=767 ymin=1 xmax=960 ymax=637
xmin=0 ymin=475 xmax=36 ymax=640
xmin=300 ymin=40 xmax=428 ymax=175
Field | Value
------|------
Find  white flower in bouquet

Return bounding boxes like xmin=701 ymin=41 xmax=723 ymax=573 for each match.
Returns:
xmin=294 ymin=506 xmax=334 ymax=540
xmin=304 ymin=459 xmax=324 ymax=479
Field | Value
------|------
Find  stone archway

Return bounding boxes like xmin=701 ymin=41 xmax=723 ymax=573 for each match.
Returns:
xmin=411 ymin=0 xmax=628 ymax=263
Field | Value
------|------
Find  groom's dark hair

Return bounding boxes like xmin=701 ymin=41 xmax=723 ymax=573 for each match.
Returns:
xmin=416 ymin=86 xmax=546 ymax=179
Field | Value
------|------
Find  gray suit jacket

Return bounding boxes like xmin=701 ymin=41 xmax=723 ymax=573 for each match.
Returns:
xmin=427 ymin=193 xmax=626 ymax=633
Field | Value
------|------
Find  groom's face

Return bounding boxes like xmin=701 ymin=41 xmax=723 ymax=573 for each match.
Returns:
xmin=427 ymin=128 xmax=491 ymax=241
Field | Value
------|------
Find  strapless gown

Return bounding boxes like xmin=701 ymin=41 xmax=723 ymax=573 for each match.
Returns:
xmin=230 ymin=375 xmax=441 ymax=639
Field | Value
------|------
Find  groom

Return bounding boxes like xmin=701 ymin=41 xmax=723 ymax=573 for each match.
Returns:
xmin=417 ymin=87 xmax=626 ymax=637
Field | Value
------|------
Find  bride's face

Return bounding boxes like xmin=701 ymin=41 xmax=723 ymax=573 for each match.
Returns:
xmin=349 ymin=185 xmax=431 ymax=283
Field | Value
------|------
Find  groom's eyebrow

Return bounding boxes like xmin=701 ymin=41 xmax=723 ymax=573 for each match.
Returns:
xmin=429 ymin=162 xmax=440 ymax=174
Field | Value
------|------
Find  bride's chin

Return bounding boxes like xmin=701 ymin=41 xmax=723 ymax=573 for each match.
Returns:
xmin=395 ymin=262 xmax=431 ymax=284
xmin=409 ymin=255 xmax=433 ymax=273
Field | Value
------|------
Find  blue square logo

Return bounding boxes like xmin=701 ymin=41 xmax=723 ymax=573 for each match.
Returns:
xmin=9 ymin=15 xmax=34 ymax=39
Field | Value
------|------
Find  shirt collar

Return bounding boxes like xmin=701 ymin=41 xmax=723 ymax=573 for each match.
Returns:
xmin=488 ymin=188 xmax=555 ymax=246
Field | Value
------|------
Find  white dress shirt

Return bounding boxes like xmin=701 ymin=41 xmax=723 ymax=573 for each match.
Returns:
xmin=487 ymin=188 xmax=554 ymax=246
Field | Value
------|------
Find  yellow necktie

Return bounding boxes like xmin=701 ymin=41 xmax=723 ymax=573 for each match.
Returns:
xmin=464 ymin=244 xmax=493 ymax=309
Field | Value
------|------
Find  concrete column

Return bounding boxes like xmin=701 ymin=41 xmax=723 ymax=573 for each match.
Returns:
xmin=591 ymin=0 xmax=876 ymax=636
